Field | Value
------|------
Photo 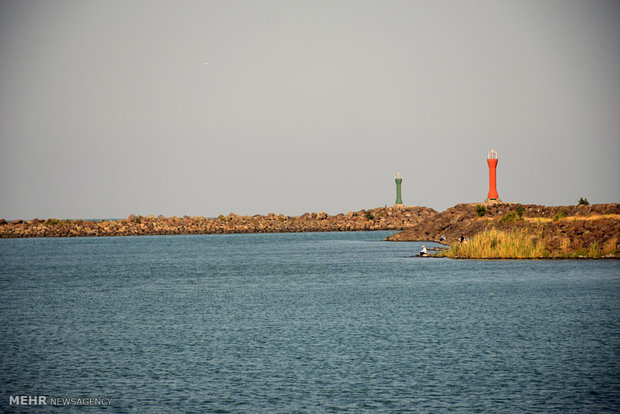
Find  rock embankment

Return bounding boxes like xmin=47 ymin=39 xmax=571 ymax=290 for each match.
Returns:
xmin=0 ymin=206 xmax=437 ymax=238
xmin=386 ymin=203 xmax=620 ymax=256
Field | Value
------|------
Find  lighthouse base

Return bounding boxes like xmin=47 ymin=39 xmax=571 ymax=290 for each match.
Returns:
xmin=394 ymin=203 xmax=404 ymax=209
xmin=484 ymin=198 xmax=503 ymax=204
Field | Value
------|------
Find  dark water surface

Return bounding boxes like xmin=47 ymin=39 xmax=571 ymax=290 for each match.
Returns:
xmin=1 ymin=232 xmax=619 ymax=413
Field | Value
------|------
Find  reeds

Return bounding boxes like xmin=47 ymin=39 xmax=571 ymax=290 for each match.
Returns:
xmin=440 ymin=229 xmax=547 ymax=259
xmin=440 ymin=230 xmax=618 ymax=259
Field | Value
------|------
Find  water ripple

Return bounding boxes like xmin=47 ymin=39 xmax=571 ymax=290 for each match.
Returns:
xmin=1 ymin=233 xmax=619 ymax=412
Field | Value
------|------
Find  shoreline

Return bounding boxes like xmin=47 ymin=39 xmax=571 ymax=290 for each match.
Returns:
xmin=2 ymin=202 xmax=618 ymax=259
xmin=422 ymin=255 xmax=619 ymax=260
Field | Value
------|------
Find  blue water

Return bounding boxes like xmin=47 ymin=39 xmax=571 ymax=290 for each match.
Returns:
xmin=1 ymin=232 xmax=619 ymax=413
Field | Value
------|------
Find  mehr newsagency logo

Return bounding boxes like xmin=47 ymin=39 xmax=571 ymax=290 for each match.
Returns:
xmin=9 ymin=395 xmax=112 ymax=407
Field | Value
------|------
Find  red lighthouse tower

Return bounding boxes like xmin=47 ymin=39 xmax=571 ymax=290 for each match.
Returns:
xmin=486 ymin=149 xmax=501 ymax=202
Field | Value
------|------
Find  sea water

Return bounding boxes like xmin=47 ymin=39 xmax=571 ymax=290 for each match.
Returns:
xmin=1 ymin=232 xmax=619 ymax=413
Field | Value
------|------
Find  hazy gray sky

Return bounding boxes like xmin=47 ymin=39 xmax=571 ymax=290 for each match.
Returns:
xmin=1 ymin=0 xmax=619 ymax=219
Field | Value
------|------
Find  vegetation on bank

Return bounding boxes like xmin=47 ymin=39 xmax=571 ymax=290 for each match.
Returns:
xmin=555 ymin=237 xmax=618 ymax=258
xmin=438 ymin=229 xmax=618 ymax=259
xmin=439 ymin=229 xmax=547 ymax=258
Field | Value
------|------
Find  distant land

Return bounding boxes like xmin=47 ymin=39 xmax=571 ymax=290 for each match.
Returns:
xmin=0 ymin=206 xmax=436 ymax=238
xmin=1 ymin=203 xmax=618 ymax=258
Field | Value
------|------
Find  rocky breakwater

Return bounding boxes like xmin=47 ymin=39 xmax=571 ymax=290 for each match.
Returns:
xmin=386 ymin=203 xmax=620 ymax=257
xmin=0 ymin=206 xmax=437 ymax=238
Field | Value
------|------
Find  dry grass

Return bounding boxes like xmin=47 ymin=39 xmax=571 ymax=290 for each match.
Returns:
xmin=553 ymin=237 xmax=619 ymax=258
xmin=440 ymin=229 xmax=547 ymax=259
xmin=479 ymin=216 xmax=551 ymax=223
xmin=480 ymin=214 xmax=620 ymax=224
xmin=560 ymin=237 xmax=572 ymax=254
xmin=523 ymin=217 xmax=553 ymax=223
xmin=604 ymin=237 xmax=618 ymax=253
xmin=439 ymin=229 xmax=618 ymax=259
xmin=565 ymin=214 xmax=620 ymax=221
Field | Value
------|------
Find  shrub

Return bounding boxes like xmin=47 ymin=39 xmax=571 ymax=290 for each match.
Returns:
xmin=364 ymin=211 xmax=375 ymax=220
xmin=515 ymin=205 xmax=525 ymax=218
xmin=45 ymin=218 xmax=60 ymax=225
xmin=579 ymin=197 xmax=589 ymax=205
xmin=588 ymin=241 xmax=601 ymax=258
xmin=476 ymin=205 xmax=486 ymax=217
xmin=552 ymin=209 xmax=568 ymax=221
xmin=603 ymin=237 xmax=618 ymax=256
xmin=499 ymin=211 xmax=521 ymax=223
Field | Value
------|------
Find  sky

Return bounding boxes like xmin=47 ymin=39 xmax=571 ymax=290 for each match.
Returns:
xmin=1 ymin=0 xmax=619 ymax=219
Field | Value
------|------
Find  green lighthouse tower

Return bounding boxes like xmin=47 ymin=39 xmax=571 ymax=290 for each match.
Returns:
xmin=395 ymin=172 xmax=403 ymax=207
